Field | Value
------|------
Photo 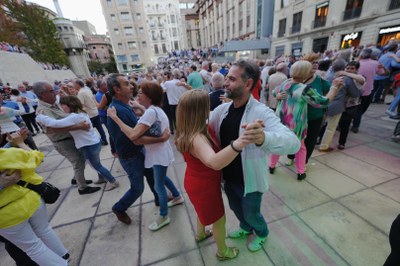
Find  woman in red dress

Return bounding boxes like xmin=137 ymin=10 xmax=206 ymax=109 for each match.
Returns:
xmin=175 ymin=90 xmax=249 ymax=261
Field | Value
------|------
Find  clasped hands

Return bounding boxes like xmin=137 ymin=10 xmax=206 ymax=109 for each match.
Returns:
xmin=236 ymin=119 xmax=265 ymax=148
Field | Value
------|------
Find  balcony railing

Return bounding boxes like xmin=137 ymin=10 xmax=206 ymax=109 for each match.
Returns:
xmin=312 ymin=19 xmax=326 ymax=29
xmin=291 ymin=25 xmax=301 ymax=34
xmin=389 ymin=0 xmax=400 ymax=10
xmin=277 ymin=31 xmax=285 ymax=37
xmin=343 ymin=7 xmax=362 ymax=21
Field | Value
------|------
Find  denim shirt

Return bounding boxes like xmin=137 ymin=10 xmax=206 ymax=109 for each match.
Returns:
xmin=107 ymin=99 xmax=143 ymax=159
xmin=210 ymin=96 xmax=301 ymax=195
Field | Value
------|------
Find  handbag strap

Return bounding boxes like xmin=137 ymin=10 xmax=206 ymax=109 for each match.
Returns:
xmin=17 ymin=180 xmax=41 ymax=193
xmin=150 ymin=107 xmax=159 ymax=120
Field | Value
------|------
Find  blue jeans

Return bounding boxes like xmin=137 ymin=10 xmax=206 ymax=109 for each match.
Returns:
xmin=224 ymin=182 xmax=269 ymax=237
xmin=90 ymin=115 xmax=107 ymax=143
xmin=372 ymin=79 xmax=389 ymax=103
xmin=80 ymin=142 xmax=116 ymax=183
xmin=388 ymin=89 xmax=400 ymax=114
xmin=153 ymin=165 xmax=180 ymax=217
xmin=113 ymin=154 xmax=145 ymax=212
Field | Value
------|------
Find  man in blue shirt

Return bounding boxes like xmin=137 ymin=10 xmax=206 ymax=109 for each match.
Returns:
xmin=106 ymin=74 xmax=169 ymax=224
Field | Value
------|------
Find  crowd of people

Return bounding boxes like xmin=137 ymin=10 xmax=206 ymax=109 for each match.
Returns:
xmin=1 ymin=39 xmax=400 ymax=265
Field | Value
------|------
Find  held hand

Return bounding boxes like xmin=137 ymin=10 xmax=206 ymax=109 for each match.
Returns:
xmin=107 ymin=106 xmax=117 ymax=120
xmin=276 ymin=92 xmax=287 ymax=100
xmin=241 ymin=119 xmax=265 ymax=145
xmin=77 ymin=121 xmax=90 ymax=131
xmin=332 ymin=77 xmax=344 ymax=88
xmin=0 ymin=170 xmax=21 ymax=188
xmin=334 ymin=71 xmax=346 ymax=78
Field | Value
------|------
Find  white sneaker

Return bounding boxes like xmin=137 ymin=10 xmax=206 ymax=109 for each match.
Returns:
xmin=148 ymin=216 xmax=170 ymax=231
xmin=105 ymin=180 xmax=119 ymax=191
xmin=167 ymin=195 xmax=184 ymax=207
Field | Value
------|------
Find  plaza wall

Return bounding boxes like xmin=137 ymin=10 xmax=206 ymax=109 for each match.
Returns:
xmin=0 ymin=51 xmax=76 ymax=88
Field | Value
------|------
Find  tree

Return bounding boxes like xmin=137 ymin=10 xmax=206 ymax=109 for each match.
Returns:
xmin=104 ymin=56 xmax=117 ymax=73
xmin=0 ymin=0 xmax=25 ymax=46
xmin=3 ymin=0 xmax=68 ymax=65
xmin=88 ymin=61 xmax=104 ymax=75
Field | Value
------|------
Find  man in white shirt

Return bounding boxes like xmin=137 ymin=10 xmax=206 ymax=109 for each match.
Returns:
xmin=200 ymin=61 xmax=212 ymax=92
xmin=162 ymin=69 xmax=191 ymax=133
xmin=74 ymin=79 xmax=108 ymax=145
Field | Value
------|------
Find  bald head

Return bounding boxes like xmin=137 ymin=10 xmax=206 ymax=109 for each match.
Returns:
xmin=276 ymin=63 xmax=287 ymax=73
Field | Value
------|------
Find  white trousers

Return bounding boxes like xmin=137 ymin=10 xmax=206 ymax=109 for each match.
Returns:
xmin=0 ymin=200 xmax=68 ymax=266
xmin=320 ymin=113 xmax=343 ymax=150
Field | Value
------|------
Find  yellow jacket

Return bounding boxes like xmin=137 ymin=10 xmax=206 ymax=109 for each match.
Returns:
xmin=0 ymin=148 xmax=44 ymax=229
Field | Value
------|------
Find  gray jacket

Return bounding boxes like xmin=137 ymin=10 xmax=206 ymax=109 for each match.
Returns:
xmin=327 ymin=76 xmax=359 ymax=116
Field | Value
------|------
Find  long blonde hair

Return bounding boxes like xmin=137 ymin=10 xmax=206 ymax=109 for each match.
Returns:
xmin=175 ymin=90 xmax=215 ymax=153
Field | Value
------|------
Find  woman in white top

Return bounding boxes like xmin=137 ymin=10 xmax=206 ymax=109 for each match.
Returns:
xmin=36 ymin=96 xmax=119 ymax=191
xmin=108 ymin=82 xmax=182 ymax=231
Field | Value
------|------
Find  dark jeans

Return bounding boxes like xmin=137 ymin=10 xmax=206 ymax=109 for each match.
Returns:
xmin=224 ymin=181 xmax=269 ymax=237
xmin=338 ymin=110 xmax=354 ymax=146
xmin=90 ymin=115 xmax=107 ymax=143
xmin=162 ymin=93 xmax=174 ymax=133
xmin=352 ymin=95 xmax=372 ymax=128
xmin=169 ymin=105 xmax=177 ymax=133
xmin=21 ymin=113 xmax=39 ymax=134
xmin=0 ymin=236 xmax=38 ymax=266
xmin=288 ymin=117 xmax=324 ymax=163
xmin=100 ymin=115 xmax=116 ymax=154
xmin=372 ymin=79 xmax=389 ymax=103
xmin=384 ymin=214 xmax=400 ymax=266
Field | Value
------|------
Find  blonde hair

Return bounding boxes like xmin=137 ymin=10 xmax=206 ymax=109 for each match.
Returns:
xmin=290 ymin=61 xmax=312 ymax=81
xmin=302 ymin=53 xmax=320 ymax=63
xmin=175 ymin=90 xmax=214 ymax=153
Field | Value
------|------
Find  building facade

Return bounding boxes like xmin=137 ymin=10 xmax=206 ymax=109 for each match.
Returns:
xmin=84 ymin=35 xmax=114 ymax=64
xmin=196 ymin=0 xmax=274 ymax=59
xmin=179 ymin=0 xmax=201 ymax=49
xmin=100 ymin=0 xmax=184 ymax=73
xmin=271 ymin=0 xmax=400 ymax=58
xmin=72 ymin=20 xmax=97 ymax=36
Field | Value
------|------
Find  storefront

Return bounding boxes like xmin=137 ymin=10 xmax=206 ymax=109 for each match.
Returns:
xmin=340 ymin=31 xmax=362 ymax=49
xmin=378 ymin=25 xmax=400 ymax=46
xmin=275 ymin=45 xmax=285 ymax=57
xmin=291 ymin=42 xmax=303 ymax=59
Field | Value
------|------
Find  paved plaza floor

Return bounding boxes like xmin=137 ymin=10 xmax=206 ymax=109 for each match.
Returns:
xmin=1 ymin=102 xmax=400 ymax=266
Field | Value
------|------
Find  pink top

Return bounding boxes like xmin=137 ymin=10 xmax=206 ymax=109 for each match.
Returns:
xmin=358 ymin=59 xmax=380 ymax=96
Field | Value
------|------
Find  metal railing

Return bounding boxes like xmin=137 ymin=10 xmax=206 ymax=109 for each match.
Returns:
xmin=312 ymin=19 xmax=326 ymax=29
xmin=343 ymin=7 xmax=362 ymax=21
xmin=291 ymin=25 xmax=301 ymax=34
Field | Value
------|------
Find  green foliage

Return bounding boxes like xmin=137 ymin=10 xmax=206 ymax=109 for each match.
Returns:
xmin=88 ymin=56 xmax=118 ymax=75
xmin=3 ymin=0 xmax=68 ymax=65
xmin=0 ymin=0 xmax=25 ymax=46
xmin=88 ymin=61 xmax=103 ymax=74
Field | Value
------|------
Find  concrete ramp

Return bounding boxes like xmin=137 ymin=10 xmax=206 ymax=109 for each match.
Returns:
xmin=0 ymin=51 xmax=76 ymax=87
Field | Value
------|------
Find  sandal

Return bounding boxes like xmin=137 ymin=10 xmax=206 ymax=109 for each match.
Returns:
xmin=195 ymin=230 xmax=213 ymax=243
xmin=216 ymin=247 xmax=239 ymax=261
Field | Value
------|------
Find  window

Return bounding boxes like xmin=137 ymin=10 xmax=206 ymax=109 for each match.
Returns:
xmin=121 ymin=12 xmax=130 ymax=20
xmin=139 ymin=27 xmax=144 ymax=33
xmin=281 ymin=0 xmax=289 ymax=8
xmin=312 ymin=37 xmax=329 ymax=53
xmin=110 ymin=14 xmax=116 ymax=21
xmin=118 ymin=43 xmax=123 ymax=49
xmin=389 ymin=0 xmax=400 ymax=10
xmin=128 ymin=41 xmax=137 ymax=49
xmin=291 ymin=12 xmax=302 ymax=34
xmin=124 ymin=27 xmax=133 ymax=35
xmin=174 ymin=41 xmax=179 ymax=50
xmin=142 ymin=41 xmax=147 ymax=48
xmin=63 ymin=26 xmax=69 ymax=31
xmin=133 ymin=0 xmax=138 ymax=5
xmin=162 ymin=43 xmax=167 ymax=53
xmin=136 ymin=13 xmax=141 ymax=20
xmin=114 ymin=28 xmax=119 ymax=35
xmin=57 ymin=26 xmax=62 ymax=31
xmin=117 ymin=55 xmax=127 ymax=62
xmin=343 ymin=0 xmax=363 ymax=21
xmin=131 ymin=54 xmax=139 ymax=61
xmin=278 ymin=18 xmax=286 ymax=37
xmin=92 ymin=46 xmax=96 ymax=50
xmin=246 ymin=15 xmax=250 ymax=28
xmin=172 ymin=28 xmax=177 ymax=37
xmin=154 ymin=44 xmax=159 ymax=54
xmin=314 ymin=2 xmax=329 ymax=28
xmin=275 ymin=45 xmax=285 ymax=56
xmin=170 ymin=15 xmax=176 ymax=24
xmin=107 ymin=0 xmax=112 ymax=7
xmin=118 ymin=0 xmax=127 ymax=6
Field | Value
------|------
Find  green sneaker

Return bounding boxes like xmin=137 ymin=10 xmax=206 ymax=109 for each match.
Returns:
xmin=228 ymin=228 xmax=251 ymax=239
xmin=247 ymin=235 xmax=267 ymax=252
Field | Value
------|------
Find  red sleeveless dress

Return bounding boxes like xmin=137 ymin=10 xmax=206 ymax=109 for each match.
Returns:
xmin=183 ymin=130 xmax=225 ymax=225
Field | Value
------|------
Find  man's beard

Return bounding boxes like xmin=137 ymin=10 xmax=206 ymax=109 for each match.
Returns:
xmin=225 ymin=87 xmax=243 ymax=100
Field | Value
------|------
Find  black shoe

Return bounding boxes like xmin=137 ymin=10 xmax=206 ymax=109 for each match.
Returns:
xmin=351 ymin=127 xmax=359 ymax=133
xmin=297 ymin=173 xmax=306 ymax=181
xmin=269 ymin=167 xmax=275 ymax=174
xmin=78 ymin=186 xmax=101 ymax=195
xmin=337 ymin=144 xmax=345 ymax=150
xmin=71 ymin=179 xmax=93 ymax=185
xmin=62 ymin=253 xmax=70 ymax=260
xmin=101 ymin=140 xmax=109 ymax=146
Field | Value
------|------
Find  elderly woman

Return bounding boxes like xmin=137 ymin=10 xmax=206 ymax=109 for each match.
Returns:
xmin=0 ymin=135 xmax=68 ymax=265
xmin=269 ymin=61 xmax=342 ymax=180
